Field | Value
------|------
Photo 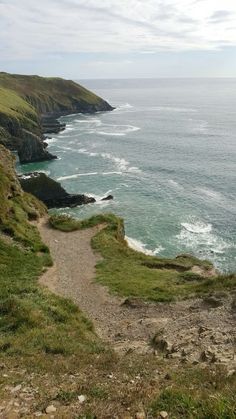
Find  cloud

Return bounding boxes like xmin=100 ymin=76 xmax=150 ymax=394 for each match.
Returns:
xmin=0 ymin=0 xmax=236 ymax=60
xmin=209 ymin=10 xmax=234 ymax=23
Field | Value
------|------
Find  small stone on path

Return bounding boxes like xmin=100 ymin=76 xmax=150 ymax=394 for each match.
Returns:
xmin=78 ymin=394 xmax=86 ymax=404
xmin=45 ymin=405 xmax=56 ymax=414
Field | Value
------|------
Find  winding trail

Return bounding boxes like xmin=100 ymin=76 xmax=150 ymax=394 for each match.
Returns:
xmin=38 ymin=217 xmax=235 ymax=366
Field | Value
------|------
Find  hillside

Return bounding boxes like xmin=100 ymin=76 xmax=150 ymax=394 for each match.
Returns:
xmin=0 ymin=143 xmax=235 ymax=417
xmin=0 ymin=72 xmax=113 ymax=163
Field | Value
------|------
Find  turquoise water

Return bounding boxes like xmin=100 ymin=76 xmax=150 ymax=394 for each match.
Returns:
xmin=18 ymin=79 xmax=236 ymax=272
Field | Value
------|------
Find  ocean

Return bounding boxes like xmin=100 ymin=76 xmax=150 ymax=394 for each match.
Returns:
xmin=18 ymin=78 xmax=236 ymax=272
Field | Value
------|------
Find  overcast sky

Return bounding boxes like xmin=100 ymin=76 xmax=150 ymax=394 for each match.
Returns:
xmin=1 ymin=0 xmax=236 ymax=78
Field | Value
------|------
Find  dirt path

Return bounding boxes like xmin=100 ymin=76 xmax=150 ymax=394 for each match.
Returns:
xmin=38 ymin=218 xmax=236 ymax=369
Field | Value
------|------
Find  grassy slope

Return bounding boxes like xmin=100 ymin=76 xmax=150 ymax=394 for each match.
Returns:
xmin=0 ymin=146 xmax=102 ymax=358
xmin=0 ymin=150 xmax=235 ymax=417
xmin=49 ymin=213 xmax=236 ymax=302
xmin=0 ymin=72 xmax=107 ymax=115
xmin=0 ymin=86 xmax=40 ymax=143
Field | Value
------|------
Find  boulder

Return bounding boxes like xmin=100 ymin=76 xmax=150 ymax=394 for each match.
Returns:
xmin=18 ymin=172 xmax=95 ymax=208
xmin=101 ymin=194 xmax=114 ymax=201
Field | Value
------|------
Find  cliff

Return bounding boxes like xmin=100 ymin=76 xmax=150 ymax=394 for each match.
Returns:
xmin=18 ymin=172 xmax=96 ymax=208
xmin=0 ymin=144 xmax=47 ymax=246
xmin=0 ymin=72 xmax=113 ymax=163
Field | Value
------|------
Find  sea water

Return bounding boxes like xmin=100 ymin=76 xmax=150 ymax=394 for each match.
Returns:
xmin=18 ymin=78 xmax=236 ymax=272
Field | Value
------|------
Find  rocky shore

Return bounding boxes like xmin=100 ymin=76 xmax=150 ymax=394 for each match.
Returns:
xmin=18 ymin=172 xmax=113 ymax=208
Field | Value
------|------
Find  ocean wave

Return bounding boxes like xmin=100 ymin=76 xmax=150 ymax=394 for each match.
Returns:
xmin=57 ymin=172 xmax=98 ymax=181
xmin=113 ymin=103 xmax=134 ymax=112
xmin=57 ymin=171 xmax=123 ymax=181
xmin=181 ymin=221 xmax=212 ymax=234
xmin=100 ymin=152 xmax=141 ymax=173
xmin=74 ymin=118 xmax=102 ymax=126
xmin=88 ymin=123 xmax=140 ymax=136
xmin=45 ymin=137 xmax=57 ymax=144
xmin=196 ymin=187 xmax=224 ymax=202
xmin=168 ymin=179 xmax=184 ymax=190
xmin=86 ymin=190 xmax=114 ymax=206
xmin=126 ymin=236 xmax=164 ymax=256
xmin=177 ymin=219 xmax=232 ymax=258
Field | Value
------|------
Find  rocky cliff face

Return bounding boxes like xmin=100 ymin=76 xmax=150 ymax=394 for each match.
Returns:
xmin=18 ymin=172 xmax=96 ymax=208
xmin=0 ymin=72 xmax=113 ymax=164
xmin=0 ymin=145 xmax=46 ymax=245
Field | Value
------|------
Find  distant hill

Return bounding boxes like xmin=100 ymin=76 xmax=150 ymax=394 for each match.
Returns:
xmin=0 ymin=72 xmax=113 ymax=163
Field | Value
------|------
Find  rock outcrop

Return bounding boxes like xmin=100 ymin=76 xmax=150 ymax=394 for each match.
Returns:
xmin=18 ymin=130 xmax=57 ymax=164
xmin=18 ymin=172 xmax=96 ymax=208
xmin=0 ymin=72 xmax=113 ymax=163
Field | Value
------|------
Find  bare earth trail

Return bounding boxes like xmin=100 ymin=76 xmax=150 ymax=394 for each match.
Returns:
xmin=38 ymin=218 xmax=236 ymax=369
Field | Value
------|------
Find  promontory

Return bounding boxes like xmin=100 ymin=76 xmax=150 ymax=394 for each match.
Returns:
xmin=0 ymin=72 xmax=113 ymax=163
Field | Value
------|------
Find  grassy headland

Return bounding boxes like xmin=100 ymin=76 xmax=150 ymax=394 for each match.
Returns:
xmin=49 ymin=213 xmax=236 ymax=302
xmin=0 ymin=72 xmax=113 ymax=163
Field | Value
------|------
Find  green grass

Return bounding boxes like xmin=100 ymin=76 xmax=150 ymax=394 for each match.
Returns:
xmin=0 ymin=235 xmax=104 ymax=356
xmin=0 ymin=86 xmax=39 ymax=139
xmin=0 ymin=72 xmax=109 ymax=118
xmin=150 ymin=367 xmax=236 ymax=419
xmin=0 ymin=146 xmax=104 ymax=356
xmin=150 ymin=389 xmax=236 ymax=419
xmin=49 ymin=213 xmax=236 ymax=302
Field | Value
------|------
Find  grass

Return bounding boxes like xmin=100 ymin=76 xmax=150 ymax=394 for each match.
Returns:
xmin=0 ymin=72 xmax=111 ymax=157
xmin=49 ymin=213 xmax=236 ymax=302
xmin=150 ymin=367 xmax=236 ymax=418
xmin=0 ymin=149 xmax=235 ymax=416
xmin=0 ymin=72 xmax=109 ymax=120
xmin=0 ymin=146 xmax=103 ymax=356
xmin=0 ymin=237 xmax=103 ymax=356
xmin=0 ymin=86 xmax=39 ymax=140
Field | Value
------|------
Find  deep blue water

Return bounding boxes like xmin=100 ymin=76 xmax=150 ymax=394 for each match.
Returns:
xmin=19 ymin=79 xmax=236 ymax=272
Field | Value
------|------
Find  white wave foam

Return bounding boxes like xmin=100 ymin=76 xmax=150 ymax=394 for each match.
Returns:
xmin=100 ymin=152 xmax=141 ymax=174
xmin=86 ymin=189 xmax=114 ymax=206
xmin=126 ymin=236 xmax=164 ymax=256
xmin=96 ymin=131 xmax=126 ymax=137
xmin=45 ymin=137 xmax=57 ymax=144
xmin=102 ymin=171 xmax=123 ymax=175
xmin=57 ymin=172 xmax=98 ymax=181
xmin=181 ymin=222 xmax=212 ymax=234
xmin=89 ymin=124 xmax=140 ymax=137
xmin=168 ymin=179 xmax=184 ymax=190
xmin=197 ymin=187 xmax=224 ymax=202
xmin=57 ymin=171 xmax=122 ymax=181
xmin=177 ymin=219 xmax=232 ymax=259
xmin=100 ymin=153 xmax=128 ymax=172
xmin=113 ymin=103 xmax=134 ymax=112
xmin=58 ymin=144 xmax=140 ymax=175
xmin=75 ymin=118 xmax=102 ymax=127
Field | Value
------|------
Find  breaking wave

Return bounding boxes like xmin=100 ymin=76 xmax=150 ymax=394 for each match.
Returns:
xmin=126 ymin=236 xmax=164 ymax=256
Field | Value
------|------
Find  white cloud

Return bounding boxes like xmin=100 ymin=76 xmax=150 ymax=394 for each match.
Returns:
xmin=0 ymin=0 xmax=236 ymax=60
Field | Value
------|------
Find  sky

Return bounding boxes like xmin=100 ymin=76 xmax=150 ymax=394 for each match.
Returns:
xmin=1 ymin=0 xmax=236 ymax=79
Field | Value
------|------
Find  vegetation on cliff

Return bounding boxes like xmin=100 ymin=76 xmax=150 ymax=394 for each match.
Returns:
xmin=0 ymin=72 xmax=113 ymax=163
xmin=0 ymin=145 xmax=101 ymax=357
xmin=49 ymin=213 xmax=236 ymax=302
xmin=0 ymin=145 xmax=235 ymax=417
